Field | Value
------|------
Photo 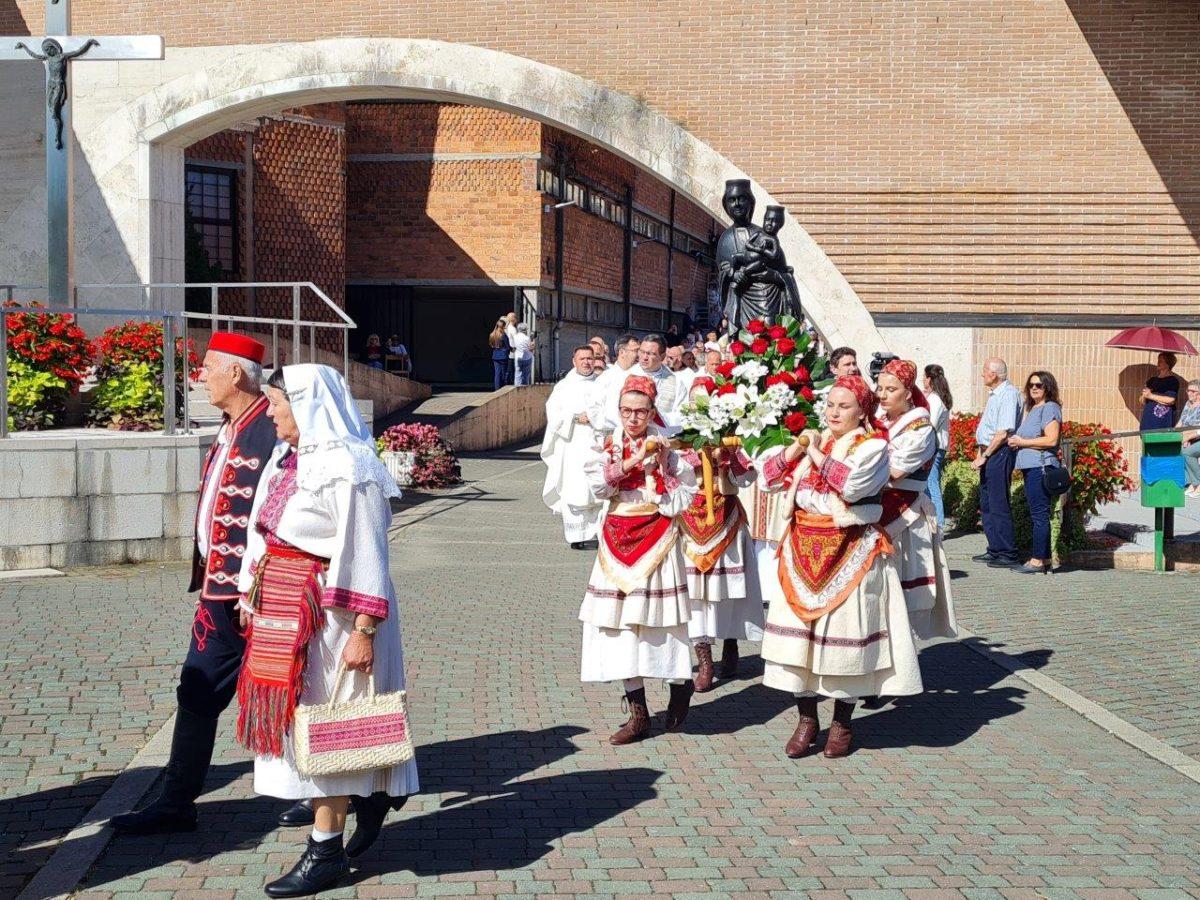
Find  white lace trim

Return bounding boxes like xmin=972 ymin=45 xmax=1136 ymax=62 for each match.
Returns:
xmin=295 ymin=439 xmax=402 ymax=499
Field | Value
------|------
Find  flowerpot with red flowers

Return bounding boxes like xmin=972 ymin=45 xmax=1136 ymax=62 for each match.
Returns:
xmin=375 ymin=423 xmax=463 ymax=489
xmin=3 ymin=301 xmax=92 ymax=430
xmin=88 ymin=321 xmax=200 ymax=431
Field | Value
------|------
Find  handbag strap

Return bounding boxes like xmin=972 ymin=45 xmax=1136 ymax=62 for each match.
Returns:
xmin=329 ymin=663 xmax=377 ymax=701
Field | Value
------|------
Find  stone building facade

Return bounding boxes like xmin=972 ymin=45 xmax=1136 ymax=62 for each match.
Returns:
xmin=1 ymin=1 xmax=1198 ymax=426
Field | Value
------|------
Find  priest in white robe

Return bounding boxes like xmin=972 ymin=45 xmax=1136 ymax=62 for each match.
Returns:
xmin=541 ymin=346 xmax=604 ymax=548
xmin=588 ymin=333 xmax=643 ymax=434
xmin=600 ymin=334 xmax=686 ymax=435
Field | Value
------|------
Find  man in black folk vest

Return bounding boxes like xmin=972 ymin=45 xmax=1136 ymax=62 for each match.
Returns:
xmin=112 ymin=333 xmax=311 ymax=832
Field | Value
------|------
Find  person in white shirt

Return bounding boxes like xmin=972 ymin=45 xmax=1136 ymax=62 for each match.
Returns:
xmin=504 ymin=312 xmax=519 ymax=383
xmin=588 ymin=333 xmax=642 ymax=433
xmin=922 ymin=364 xmax=953 ymax=531
xmin=541 ymin=347 xmax=604 ymax=548
xmin=664 ymin=344 xmax=696 ymax=393
xmin=513 ymin=323 xmax=534 ymax=385
xmin=601 ymin=335 xmax=685 ymax=435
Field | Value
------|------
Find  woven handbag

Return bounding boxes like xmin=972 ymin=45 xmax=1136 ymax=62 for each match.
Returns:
xmin=293 ymin=664 xmax=414 ymax=777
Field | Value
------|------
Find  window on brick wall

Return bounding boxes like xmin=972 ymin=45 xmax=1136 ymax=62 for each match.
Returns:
xmin=185 ymin=165 xmax=238 ymax=274
xmin=631 ymin=306 xmax=665 ymax=331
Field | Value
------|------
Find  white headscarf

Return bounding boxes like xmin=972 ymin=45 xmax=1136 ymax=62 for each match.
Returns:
xmin=279 ymin=364 xmax=401 ymax=498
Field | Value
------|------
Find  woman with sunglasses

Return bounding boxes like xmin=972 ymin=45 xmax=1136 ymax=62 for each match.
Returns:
xmin=1178 ymin=380 xmax=1200 ymax=497
xmin=1006 ymin=372 xmax=1063 ymax=574
xmin=579 ymin=375 xmax=699 ymax=745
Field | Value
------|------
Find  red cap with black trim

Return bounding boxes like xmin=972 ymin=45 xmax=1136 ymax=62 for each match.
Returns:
xmin=208 ymin=332 xmax=266 ymax=364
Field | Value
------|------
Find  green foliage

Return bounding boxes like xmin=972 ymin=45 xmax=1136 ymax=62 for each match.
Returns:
xmin=88 ymin=361 xmax=164 ymax=431
xmin=942 ymin=458 xmax=980 ymax=532
xmin=5 ymin=356 xmax=68 ymax=430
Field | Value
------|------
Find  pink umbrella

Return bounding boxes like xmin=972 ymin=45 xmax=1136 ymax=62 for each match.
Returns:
xmin=1105 ymin=326 xmax=1197 ymax=356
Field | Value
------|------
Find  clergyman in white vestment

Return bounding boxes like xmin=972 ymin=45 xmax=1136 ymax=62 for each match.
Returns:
xmin=541 ymin=346 xmax=604 ymax=547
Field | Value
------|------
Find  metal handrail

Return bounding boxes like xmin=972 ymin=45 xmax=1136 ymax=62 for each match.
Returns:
xmin=2 ymin=281 xmax=359 ymax=440
xmin=1059 ymin=426 xmax=1186 ymax=474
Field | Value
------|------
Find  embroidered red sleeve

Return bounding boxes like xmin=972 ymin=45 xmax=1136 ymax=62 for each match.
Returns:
xmin=660 ymin=471 xmax=680 ymax=493
xmin=761 ymin=452 xmax=796 ymax=486
xmin=820 ymin=457 xmax=851 ymax=494
xmin=603 ymin=459 xmax=625 ymax=487
xmin=322 ymin=586 xmax=390 ymax=620
xmin=727 ymin=449 xmax=752 ymax=478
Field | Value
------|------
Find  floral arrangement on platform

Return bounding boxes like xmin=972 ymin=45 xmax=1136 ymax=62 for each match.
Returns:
xmin=677 ymin=315 xmax=830 ymax=455
xmin=3 ymin=301 xmax=91 ymax=430
xmin=376 ymin=423 xmax=463 ymax=489
xmin=88 ymin=321 xmax=200 ymax=431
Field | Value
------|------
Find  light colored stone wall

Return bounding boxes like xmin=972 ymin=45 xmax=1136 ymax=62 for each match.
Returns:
xmin=438 ymin=385 xmax=553 ymax=453
xmin=0 ymin=431 xmax=215 ymax=571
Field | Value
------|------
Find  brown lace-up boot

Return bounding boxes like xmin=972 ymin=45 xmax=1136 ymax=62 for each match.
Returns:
xmin=694 ymin=643 xmax=715 ymax=692
xmin=718 ymin=639 xmax=739 ymax=679
xmin=824 ymin=700 xmax=855 ymax=758
xmin=665 ymin=680 xmax=696 ymax=732
xmin=785 ymin=696 xmax=820 ymax=758
xmin=609 ymin=688 xmax=651 ymax=745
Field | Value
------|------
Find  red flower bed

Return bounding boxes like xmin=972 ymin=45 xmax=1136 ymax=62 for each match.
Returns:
xmin=92 ymin=321 xmax=199 ymax=377
xmin=947 ymin=411 xmax=981 ymax=463
xmin=3 ymin=301 xmax=91 ymax=386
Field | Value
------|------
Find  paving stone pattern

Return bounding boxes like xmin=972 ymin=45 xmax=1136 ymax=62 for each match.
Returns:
xmin=944 ymin=531 xmax=1200 ymax=760
xmin=4 ymin=449 xmax=1200 ymax=897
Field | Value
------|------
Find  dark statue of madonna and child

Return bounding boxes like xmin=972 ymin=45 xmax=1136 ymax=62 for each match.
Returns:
xmin=717 ymin=179 xmax=804 ymax=335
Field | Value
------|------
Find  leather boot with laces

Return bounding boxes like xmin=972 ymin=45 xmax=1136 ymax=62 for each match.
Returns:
xmin=824 ymin=700 xmax=855 ymax=758
xmin=264 ymin=834 xmax=350 ymax=897
xmin=664 ymin=680 xmax=695 ymax=732
xmin=694 ymin=642 xmax=715 ymax=692
xmin=346 ymin=792 xmax=409 ymax=859
xmin=609 ymin=688 xmax=651 ymax=745
xmin=785 ymin=697 xmax=820 ymax=758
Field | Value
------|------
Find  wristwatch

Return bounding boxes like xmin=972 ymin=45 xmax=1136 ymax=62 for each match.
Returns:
xmin=354 ymin=624 xmax=378 ymax=638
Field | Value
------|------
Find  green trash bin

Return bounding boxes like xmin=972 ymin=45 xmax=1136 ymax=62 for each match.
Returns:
xmin=1140 ymin=431 xmax=1185 ymax=571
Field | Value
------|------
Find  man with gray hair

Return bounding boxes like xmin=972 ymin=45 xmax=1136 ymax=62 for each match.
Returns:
xmin=972 ymin=357 xmax=1023 ymax=567
xmin=111 ymin=333 xmax=310 ymax=833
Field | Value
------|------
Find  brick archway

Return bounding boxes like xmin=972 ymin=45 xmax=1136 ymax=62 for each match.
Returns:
xmin=89 ymin=38 xmax=882 ymax=351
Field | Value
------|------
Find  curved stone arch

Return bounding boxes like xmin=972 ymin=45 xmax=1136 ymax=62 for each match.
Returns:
xmin=87 ymin=37 xmax=882 ymax=351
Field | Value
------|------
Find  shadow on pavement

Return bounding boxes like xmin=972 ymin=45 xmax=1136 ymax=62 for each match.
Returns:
xmin=77 ymin=725 xmax=661 ymax=889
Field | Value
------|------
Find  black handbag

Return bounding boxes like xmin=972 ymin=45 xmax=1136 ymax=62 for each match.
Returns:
xmin=1042 ymin=455 xmax=1071 ymax=496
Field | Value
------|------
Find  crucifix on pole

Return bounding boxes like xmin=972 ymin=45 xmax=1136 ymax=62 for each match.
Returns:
xmin=1 ymin=0 xmax=163 ymax=305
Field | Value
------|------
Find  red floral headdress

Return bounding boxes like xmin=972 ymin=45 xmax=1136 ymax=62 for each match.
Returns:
xmin=880 ymin=358 xmax=929 ymax=411
xmin=833 ymin=374 xmax=883 ymax=431
xmin=621 ymin=374 xmax=658 ymax=402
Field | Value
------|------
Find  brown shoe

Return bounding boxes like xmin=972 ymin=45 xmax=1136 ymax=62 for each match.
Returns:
xmin=823 ymin=721 xmax=853 ymax=758
xmin=694 ymin=643 xmax=715 ymax=692
xmin=664 ymin=681 xmax=695 ymax=732
xmin=609 ymin=689 xmax=651 ymax=745
xmin=718 ymin=639 xmax=739 ymax=679
xmin=785 ymin=715 xmax=819 ymax=758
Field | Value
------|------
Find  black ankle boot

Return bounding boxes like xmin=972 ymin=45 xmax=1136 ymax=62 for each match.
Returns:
xmin=346 ymin=792 xmax=408 ymax=858
xmin=264 ymin=834 xmax=350 ymax=897
xmin=110 ymin=706 xmax=217 ymax=834
xmin=277 ymin=799 xmax=315 ymax=827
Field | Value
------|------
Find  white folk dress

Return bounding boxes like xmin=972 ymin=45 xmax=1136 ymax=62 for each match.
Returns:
xmin=540 ymin=370 xmax=604 ymax=543
xmin=757 ymin=431 xmax=924 ymax=700
xmin=880 ymin=408 xmax=958 ymax=641
xmin=578 ymin=425 xmax=699 ymax=682
xmin=240 ymin=446 xmax=420 ymax=800
xmin=678 ymin=448 xmax=764 ymax=643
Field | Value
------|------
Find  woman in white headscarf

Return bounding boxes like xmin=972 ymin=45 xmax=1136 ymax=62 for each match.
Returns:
xmin=236 ymin=364 xmax=418 ymax=898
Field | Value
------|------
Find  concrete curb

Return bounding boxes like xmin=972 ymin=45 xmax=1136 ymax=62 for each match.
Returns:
xmin=16 ymin=713 xmax=176 ymax=900
xmin=958 ymin=627 xmax=1200 ymax=784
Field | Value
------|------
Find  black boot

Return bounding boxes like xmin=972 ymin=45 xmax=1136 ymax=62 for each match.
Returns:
xmin=110 ymin=706 xmax=217 ymax=834
xmin=278 ymin=799 xmax=315 ymax=827
xmin=346 ymin=792 xmax=409 ymax=858
xmin=264 ymin=833 xmax=350 ymax=897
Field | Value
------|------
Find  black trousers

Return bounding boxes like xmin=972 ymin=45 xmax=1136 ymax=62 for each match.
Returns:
xmin=177 ymin=599 xmax=246 ymax=720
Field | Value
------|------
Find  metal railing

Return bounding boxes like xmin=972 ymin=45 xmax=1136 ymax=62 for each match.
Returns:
xmin=2 ymin=282 xmax=355 ymax=439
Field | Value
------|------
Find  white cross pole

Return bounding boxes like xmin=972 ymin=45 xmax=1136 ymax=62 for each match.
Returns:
xmin=1 ymin=0 xmax=163 ymax=305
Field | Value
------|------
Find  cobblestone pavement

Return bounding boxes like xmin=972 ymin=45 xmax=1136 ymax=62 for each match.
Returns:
xmin=943 ymin=531 xmax=1200 ymax=760
xmin=3 ymin=448 xmax=1199 ymax=897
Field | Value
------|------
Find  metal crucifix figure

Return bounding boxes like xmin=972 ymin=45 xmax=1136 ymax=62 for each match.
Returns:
xmin=14 ymin=37 xmax=98 ymax=150
xmin=1 ymin=0 xmax=163 ymax=304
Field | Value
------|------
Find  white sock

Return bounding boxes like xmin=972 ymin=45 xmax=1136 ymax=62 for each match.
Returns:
xmin=311 ymin=826 xmax=342 ymax=842
xmin=622 ymin=677 xmax=644 ymax=692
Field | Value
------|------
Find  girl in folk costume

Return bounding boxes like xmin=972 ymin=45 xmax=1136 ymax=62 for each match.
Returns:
xmin=758 ymin=375 xmax=924 ymax=759
xmin=875 ymin=359 xmax=958 ymax=642
xmin=237 ymin=365 xmax=418 ymax=898
xmin=580 ymin=374 xmax=700 ymax=744
xmin=677 ymin=378 xmax=764 ymax=691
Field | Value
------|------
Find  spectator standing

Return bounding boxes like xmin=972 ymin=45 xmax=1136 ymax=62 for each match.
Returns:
xmin=1140 ymin=351 xmax=1182 ymax=430
xmin=1007 ymin=371 xmax=1063 ymax=574
xmin=665 ymin=324 xmax=683 ymax=348
xmin=829 ymin=347 xmax=859 ymax=378
xmin=488 ymin=319 xmax=511 ymax=390
xmin=1177 ymin=380 xmax=1200 ymax=496
xmin=386 ymin=334 xmax=410 ymax=375
xmin=922 ymin=364 xmax=953 ymax=530
xmin=513 ymin=323 xmax=534 ymax=385
xmin=505 ymin=312 xmax=519 ymax=384
xmin=972 ymin=358 xmax=1023 ymax=568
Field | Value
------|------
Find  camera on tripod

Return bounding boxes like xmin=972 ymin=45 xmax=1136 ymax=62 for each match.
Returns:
xmin=868 ymin=351 xmax=899 ymax=383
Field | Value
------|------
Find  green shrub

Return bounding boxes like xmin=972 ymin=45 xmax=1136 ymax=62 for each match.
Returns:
xmin=942 ymin=458 xmax=980 ymax=532
xmin=5 ymin=357 xmax=68 ymax=430
xmin=88 ymin=361 xmax=163 ymax=431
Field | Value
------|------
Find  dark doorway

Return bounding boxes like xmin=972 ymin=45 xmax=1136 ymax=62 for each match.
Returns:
xmin=347 ymin=284 xmax=514 ymax=385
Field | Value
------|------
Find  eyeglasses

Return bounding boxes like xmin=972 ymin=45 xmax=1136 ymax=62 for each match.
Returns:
xmin=619 ymin=407 xmax=652 ymax=419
